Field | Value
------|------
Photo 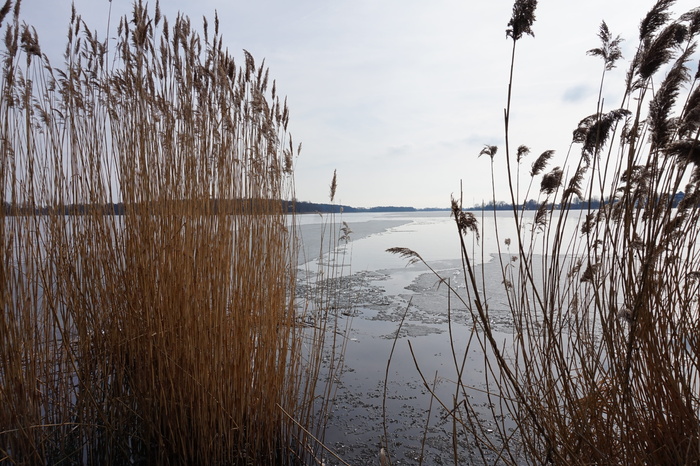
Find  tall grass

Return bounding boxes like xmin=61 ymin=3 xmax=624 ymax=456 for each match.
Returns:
xmin=0 ymin=2 xmax=338 ymax=464
xmin=394 ymin=0 xmax=700 ymax=463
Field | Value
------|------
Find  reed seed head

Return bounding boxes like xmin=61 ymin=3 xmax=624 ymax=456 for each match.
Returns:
xmin=506 ymin=0 xmax=537 ymax=41
xmin=329 ymin=169 xmax=337 ymax=202
xmin=386 ymin=247 xmax=423 ymax=266
xmin=479 ymin=144 xmax=498 ymax=159
xmin=516 ymin=144 xmax=530 ymax=162
xmin=639 ymin=0 xmax=675 ymax=41
xmin=587 ymin=21 xmax=623 ymax=70
xmin=530 ymin=149 xmax=554 ymax=176
xmin=451 ymin=199 xmax=480 ymax=241
xmin=0 ymin=0 xmax=12 ymax=26
xmin=540 ymin=166 xmax=562 ymax=195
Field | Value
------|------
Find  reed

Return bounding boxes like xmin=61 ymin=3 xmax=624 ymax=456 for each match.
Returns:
xmin=393 ymin=0 xmax=700 ymax=463
xmin=0 ymin=1 xmax=337 ymax=464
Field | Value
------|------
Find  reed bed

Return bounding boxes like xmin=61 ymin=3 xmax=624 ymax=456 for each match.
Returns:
xmin=0 ymin=1 xmax=339 ymax=464
xmin=392 ymin=0 xmax=700 ymax=463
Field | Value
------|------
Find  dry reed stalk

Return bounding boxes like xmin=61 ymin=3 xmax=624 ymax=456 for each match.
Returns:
xmin=392 ymin=1 xmax=700 ymax=464
xmin=0 ymin=2 xmax=338 ymax=464
xmin=299 ymin=201 xmax=356 ymax=462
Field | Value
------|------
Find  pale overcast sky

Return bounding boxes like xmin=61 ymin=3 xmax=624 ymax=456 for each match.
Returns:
xmin=16 ymin=1 xmax=700 ymax=208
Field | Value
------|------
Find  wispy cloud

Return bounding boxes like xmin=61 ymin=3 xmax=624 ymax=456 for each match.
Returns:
xmin=563 ymin=84 xmax=593 ymax=103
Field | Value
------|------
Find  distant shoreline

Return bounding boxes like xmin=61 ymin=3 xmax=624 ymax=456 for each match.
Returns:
xmin=7 ymin=195 xmax=689 ymax=216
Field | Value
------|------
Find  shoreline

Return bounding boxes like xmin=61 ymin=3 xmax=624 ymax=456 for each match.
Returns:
xmin=296 ymin=218 xmax=414 ymax=266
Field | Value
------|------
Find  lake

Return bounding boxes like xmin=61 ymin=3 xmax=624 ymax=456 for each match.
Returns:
xmin=295 ymin=209 xmax=585 ymax=465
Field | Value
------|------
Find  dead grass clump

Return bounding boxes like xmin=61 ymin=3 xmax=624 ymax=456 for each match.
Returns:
xmin=0 ymin=2 xmax=333 ymax=464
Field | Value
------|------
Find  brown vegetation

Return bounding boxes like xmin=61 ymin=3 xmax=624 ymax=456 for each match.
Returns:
xmin=393 ymin=0 xmax=700 ymax=463
xmin=0 ymin=2 xmax=339 ymax=464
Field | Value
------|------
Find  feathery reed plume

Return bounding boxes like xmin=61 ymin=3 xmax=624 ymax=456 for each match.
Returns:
xmin=666 ymin=138 xmax=700 ymax=165
xmin=529 ymin=149 xmax=554 ymax=176
xmin=563 ymin=164 xmax=586 ymax=201
xmin=639 ymin=0 xmax=675 ymax=41
xmin=620 ymin=165 xmax=651 ymax=193
xmin=479 ymin=144 xmax=498 ymax=159
xmin=682 ymin=8 xmax=700 ymax=36
xmin=339 ymin=221 xmax=352 ymax=243
xmin=19 ymin=23 xmax=39 ymax=57
xmin=638 ymin=22 xmax=687 ymax=80
xmin=581 ymin=212 xmax=596 ymax=235
xmin=579 ymin=262 xmax=599 ymax=283
xmin=540 ymin=166 xmax=562 ymax=195
xmin=533 ymin=201 xmax=548 ymax=230
xmin=386 ymin=247 xmax=423 ymax=266
xmin=516 ymin=144 xmax=530 ymax=162
xmin=626 ymin=2 xmax=682 ymax=90
xmin=678 ymin=186 xmax=700 ymax=209
xmin=649 ymin=46 xmax=694 ymax=148
xmin=506 ymin=0 xmax=537 ymax=41
xmin=0 ymin=0 xmax=11 ymax=26
xmin=451 ymin=198 xmax=480 ymax=241
xmin=573 ymin=108 xmax=630 ymax=159
xmin=587 ymin=21 xmax=623 ymax=70
xmin=678 ymin=71 xmax=700 ymax=137
xmin=329 ymin=169 xmax=337 ymax=202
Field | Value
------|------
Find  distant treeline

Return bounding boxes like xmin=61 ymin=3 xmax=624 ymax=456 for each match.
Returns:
xmin=470 ymin=198 xmax=606 ymax=211
xmin=4 ymin=193 xmax=693 ymax=216
xmin=1 ymin=199 xmax=450 ymax=216
xmin=468 ymin=192 xmax=689 ymax=211
xmin=291 ymin=201 xmax=448 ymax=214
xmin=3 ymin=199 xmax=284 ymax=216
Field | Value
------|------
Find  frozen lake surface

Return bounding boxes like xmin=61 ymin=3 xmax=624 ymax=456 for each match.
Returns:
xmin=295 ymin=210 xmax=580 ymax=464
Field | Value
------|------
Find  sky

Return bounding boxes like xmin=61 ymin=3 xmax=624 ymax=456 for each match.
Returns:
xmin=15 ymin=0 xmax=700 ymax=208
